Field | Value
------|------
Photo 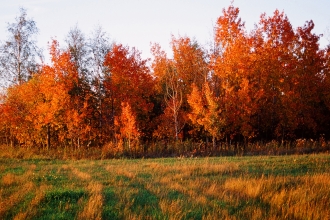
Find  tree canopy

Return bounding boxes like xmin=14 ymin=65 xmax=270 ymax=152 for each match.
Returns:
xmin=1 ymin=5 xmax=330 ymax=157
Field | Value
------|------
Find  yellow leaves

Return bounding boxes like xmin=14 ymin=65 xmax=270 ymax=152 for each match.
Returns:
xmin=204 ymin=83 xmax=218 ymax=112
xmin=0 ymin=40 xmax=86 ymax=148
xmin=0 ymin=3 xmax=328 ymax=150
xmin=188 ymin=82 xmax=225 ymax=140
xmin=151 ymin=43 xmax=168 ymax=80
xmin=115 ymin=102 xmax=140 ymax=142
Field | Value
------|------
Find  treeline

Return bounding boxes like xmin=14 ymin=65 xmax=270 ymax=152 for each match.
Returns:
xmin=1 ymin=5 xmax=330 ymax=157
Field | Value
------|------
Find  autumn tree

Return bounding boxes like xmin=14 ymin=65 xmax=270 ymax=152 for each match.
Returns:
xmin=2 ymin=40 xmax=87 ymax=149
xmin=151 ymin=36 xmax=208 ymax=141
xmin=29 ymin=40 xmax=78 ymax=149
xmin=150 ymin=42 xmax=183 ymax=141
xmin=0 ymin=43 xmax=72 ymax=149
xmin=210 ymin=4 xmax=260 ymax=144
xmin=88 ymin=26 xmax=112 ymax=144
xmin=188 ymin=83 xmax=225 ymax=149
xmin=248 ymin=10 xmax=326 ymax=140
xmin=0 ymin=8 xmax=42 ymax=87
xmin=1 ymin=4 xmax=330 ymax=156
xmin=1 ymin=81 xmax=37 ymax=147
xmin=289 ymin=20 xmax=325 ymax=138
xmin=103 ymin=44 xmax=154 ymax=142
xmin=64 ymin=26 xmax=100 ymax=148
xmin=115 ymin=102 xmax=140 ymax=154
xmin=252 ymin=10 xmax=296 ymax=139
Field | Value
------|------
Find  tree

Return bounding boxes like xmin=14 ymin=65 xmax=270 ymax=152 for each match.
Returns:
xmin=188 ymin=83 xmax=225 ymax=149
xmin=115 ymin=102 xmax=140 ymax=153
xmin=1 ymin=81 xmax=37 ymax=147
xmin=255 ymin=10 xmax=296 ymax=139
xmin=103 ymin=44 xmax=154 ymax=141
xmin=0 ymin=8 xmax=42 ymax=87
xmin=88 ymin=26 xmax=112 ymax=144
xmin=65 ymin=26 xmax=97 ymax=148
xmin=171 ymin=36 xmax=208 ymax=96
xmin=8 ymin=40 xmax=79 ymax=149
xmin=287 ymin=20 xmax=325 ymax=138
xmin=151 ymin=43 xmax=183 ymax=141
xmin=151 ymin=36 xmax=208 ymax=141
xmin=65 ymin=24 xmax=90 ymax=79
xmin=211 ymin=4 xmax=259 ymax=143
xmin=89 ymin=26 xmax=112 ymax=79
xmin=164 ymin=62 xmax=183 ymax=141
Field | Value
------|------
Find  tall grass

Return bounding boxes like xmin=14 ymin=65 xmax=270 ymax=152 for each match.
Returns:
xmin=1 ymin=138 xmax=329 ymax=160
xmin=0 ymin=154 xmax=329 ymax=219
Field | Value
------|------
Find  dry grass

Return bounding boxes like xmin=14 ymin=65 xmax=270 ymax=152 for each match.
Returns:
xmin=159 ymin=199 xmax=185 ymax=220
xmin=269 ymin=174 xmax=330 ymax=219
xmin=221 ymin=174 xmax=330 ymax=219
xmin=2 ymin=173 xmax=18 ymax=185
xmin=71 ymin=167 xmax=91 ymax=180
xmin=0 ymin=164 xmax=37 ymax=217
xmin=0 ymin=181 xmax=34 ymax=216
xmin=115 ymin=169 xmax=136 ymax=179
xmin=13 ymin=185 xmax=50 ymax=220
xmin=0 ymin=154 xmax=329 ymax=219
xmin=78 ymin=182 xmax=103 ymax=220
xmin=69 ymin=164 xmax=104 ymax=220
xmin=224 ymin=177 xmax=266 ymax=198
xmin=1 ymin=164 xmax=36 ymax=186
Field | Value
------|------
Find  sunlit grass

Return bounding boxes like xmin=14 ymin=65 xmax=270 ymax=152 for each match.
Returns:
xmin=0 ymin=154 xmax=329 ymax=219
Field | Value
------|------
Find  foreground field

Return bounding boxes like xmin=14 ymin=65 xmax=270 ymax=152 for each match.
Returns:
xmin=0 ymin=154 xmax=329 ymax=219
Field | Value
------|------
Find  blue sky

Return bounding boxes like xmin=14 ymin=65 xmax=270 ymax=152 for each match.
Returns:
xmin=0 ymin=0 xmax=329 ymax=62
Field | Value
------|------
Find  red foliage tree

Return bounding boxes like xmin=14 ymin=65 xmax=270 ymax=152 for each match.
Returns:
xmin=103 ymin=44 xmax=154 ymax=142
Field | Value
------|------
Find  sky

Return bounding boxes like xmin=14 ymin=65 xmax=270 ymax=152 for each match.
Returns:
xmin=0 ymin=0 xmax=329 ymax=63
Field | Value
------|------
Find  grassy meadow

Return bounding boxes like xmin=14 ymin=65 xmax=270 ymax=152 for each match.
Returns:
xmin=0 ymin=154 xmax=329 ymax=219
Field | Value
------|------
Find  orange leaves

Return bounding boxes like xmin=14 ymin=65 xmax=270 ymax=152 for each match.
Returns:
xmin=103 ymin=43 xmax=154 ymax=113
xmin=1 ymin=3 xmax=330 ymax=152
xmin=115 ymin=102 xmax=140 ymax=150
xmin=151 ymin=36 xmax=208 ymax=140
xmin=260 ymin=9 xmax=295 ymax=48
xmin=215 ymin=4 xmax=245 ymax=46
xmin=117 ymin=102 xmax=140 ymax=138
xmin=187 ymin=84 xmax=204 ymax=126
xmin=188 ymin=83 xmax=225 ymax=146
xmin=102 ymin=43 xmax=154 ymax=141
xmin=171 ymin=36 xmax=208 ymax=90
xmin=0 ymin=40 xmax=84 ymax=148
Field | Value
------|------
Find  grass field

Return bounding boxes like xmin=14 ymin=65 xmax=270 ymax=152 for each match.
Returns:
xmin=0 ymin=154 xmax=329 ymax=219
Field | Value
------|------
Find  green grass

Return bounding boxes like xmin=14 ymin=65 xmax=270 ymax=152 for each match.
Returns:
xmin=34 ymin=188 xmax=87 ymax=220
xmin=0 ymin=154 xmax=329 ymax=219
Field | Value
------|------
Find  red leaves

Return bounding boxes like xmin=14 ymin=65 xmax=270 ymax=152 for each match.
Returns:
xmin=215 ymin=4 xmax=245 ymax=46
xmin=0 ymin=4 xmax=329 ymax=151
xmin=103 ymin=43 xmax=154 ymax=139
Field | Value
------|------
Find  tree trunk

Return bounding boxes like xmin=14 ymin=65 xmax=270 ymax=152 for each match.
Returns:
xmin=174 ymin=113 xmax=179 ymax=142
xmin=212 ymin=136 xmax=216 ymax=152
xmin=5 ymin=125 xmax=9 ymax=146
xmin=47 ymin=124 xmax=51 ymax=151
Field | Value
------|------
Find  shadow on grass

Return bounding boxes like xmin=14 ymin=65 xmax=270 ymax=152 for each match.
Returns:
xmin=215 ymin=197 xmax=270 ymax=219
xmin=102 ymin=187 xmax=120 ymax=220
xmin=130 ymin=182 xmax=164 ymax=219
xmin=34 ymin=188 xmax=86 ymax=220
